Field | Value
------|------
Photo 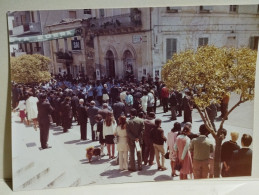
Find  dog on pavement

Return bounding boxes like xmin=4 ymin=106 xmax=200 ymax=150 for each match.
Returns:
xmin=86 ymin=147 xmax=101 ymax=162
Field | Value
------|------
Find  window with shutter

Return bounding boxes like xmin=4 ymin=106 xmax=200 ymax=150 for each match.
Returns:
xmin=198 ymin=38 xmax=209 ymax=47
xmin=166 ymin=38 xmax=177 ymax=60
xmin=230 ymin=5 xmax=238 ymax=13
xmin=84 ymin=9 xmax=92 ymax=15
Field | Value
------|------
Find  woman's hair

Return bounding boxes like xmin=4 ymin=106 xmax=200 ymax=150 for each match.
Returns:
xmin=118 ymin=115 xmax=127 ymax=129
xmin=105 ymin=112 xmax=114 ymax=127
xmin=182 ymin=126 xmax=190 ymax=135
xmin=230 ymin=131 xmax=239 ymax=142
xmin=172 ymin=122 xmax=181 ymax=132
xmin=95 ymin=114 xmax=103 ymax=122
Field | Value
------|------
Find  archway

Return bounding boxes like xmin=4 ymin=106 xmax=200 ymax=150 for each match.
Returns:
xmin=105 ymin=50 xmax=115 ymax=78
xmin=123 ymin=50 xmax=134 ymax=80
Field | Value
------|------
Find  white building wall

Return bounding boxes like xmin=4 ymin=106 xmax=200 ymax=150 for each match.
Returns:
xmin=152 ymin=5 xmax=259 ymax=80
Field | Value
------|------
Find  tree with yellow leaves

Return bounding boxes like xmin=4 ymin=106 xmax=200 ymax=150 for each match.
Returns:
xmin=162 ymin=45 xmax=257 ymax=177
xmin=11 ymin=54 xmax=51 ymax=84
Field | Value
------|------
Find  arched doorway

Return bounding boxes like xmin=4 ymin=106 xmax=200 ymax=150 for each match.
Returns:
xmin=123 ymin=50 xmax=134 ymax=80
xmin=105 ymin=50 xmax=115 ymax=78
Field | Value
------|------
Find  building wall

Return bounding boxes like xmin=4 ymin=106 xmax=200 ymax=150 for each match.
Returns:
xmin=152 ymin=5 xmax=259 ymax=80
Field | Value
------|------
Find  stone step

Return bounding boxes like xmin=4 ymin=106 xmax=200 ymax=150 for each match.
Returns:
xmin=44 ymin=169 xmax=81 ymax=189
xmin=13 ymin=163 xmax=50 ymax=191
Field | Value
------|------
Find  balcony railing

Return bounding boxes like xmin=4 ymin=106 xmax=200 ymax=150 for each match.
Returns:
xmin=89 ymin=12 xmax=142 ymax=32
xmin=56 ymin=51 xmax=73 ymax=64
xmin=12 ymin=22 xmax=41 ymax=36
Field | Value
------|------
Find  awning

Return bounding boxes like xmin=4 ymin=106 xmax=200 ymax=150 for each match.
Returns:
xmin=9 ymin=28 xmax=82 ymax=44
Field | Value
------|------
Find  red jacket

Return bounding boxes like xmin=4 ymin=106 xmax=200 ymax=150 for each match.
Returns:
xmin=161 ymin=87 xmax=169 ymax=98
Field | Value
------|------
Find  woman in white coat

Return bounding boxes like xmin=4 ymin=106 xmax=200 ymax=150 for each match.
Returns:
xmin=103 ymin=112 xmax=116 ymax=159
xmin=114 ymin=115 xmax=129 ymax=170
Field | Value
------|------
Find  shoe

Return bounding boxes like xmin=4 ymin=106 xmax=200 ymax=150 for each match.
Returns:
xmin=161 ymin=167 xmax=167 ymax=171
xmin=128 ymin=168 xmax=136 ymax=172
xmin=138 ymin=167 xmax=142 ymax=171
xmin=144 ymin=162 xmax=148 ymax=166
xmin=148 ymin=162 xmax=156 ymax=166
xmin=157 ymin=166 xmax=162 ymax=170
xmin=171 ymin=173 xmax=179 ymax=177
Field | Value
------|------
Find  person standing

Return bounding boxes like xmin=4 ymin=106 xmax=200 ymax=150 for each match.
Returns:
xmin=112 ymin=97 xmax=125 ymax=124
xmin=126 ymin=108 xmax=144 ymax=171
xmin=37 ymin=94 xmax=53 ymax=149
xmin=140 ymin=90 xmax=148 ymax=113
xmin=103 ymin=112 xmax=116 ymax=159
xmin=169 ymin=89 xmax=177 ymax=121
xmin=147 ymin=88 xmax=155 ymax=114
xmin=143 ymin=112 xmax=156 ymax=166
xmin=114 ymin=115 xmax=129 ymax=170
xmin=182 ymin=90 xmax=193 ymax=123
xmin=230 ymin=133 xmax=253 ymax=177
xmin=220 ymin=92 xmax=230 ymax=120
xmin=176 ymin=90 xmax=183 ymax=117
xmin=77 ymin=99 xmax=88 ymax=140
xmin=174 ymin=126 xmax=193 ymax=180
xmin=167 ymin=122 xmax=181 ymax=177
xmin=87 ymin=101 xmax=100 ymax=141
xmin=189 ymin=124 xmax=214 ymax=179
xmin=61 ymin=96 xmax=72 ymax=133
xmin=221 ymin=131 xmax=240 ymax=177
xmin=160 ymin=84 xmax=169 ymax=113
xmin=125 ymin=91 xmax=134 ymax=117
xmin=150 ymin=119 xmax=167 ymax=171
xmin=95 ymin=114 xmax=105 ymax=156
xmin=71 ymin=93 xmax=79 ymax=123
xmin=26 ymin=92 xmax=39 ymax=130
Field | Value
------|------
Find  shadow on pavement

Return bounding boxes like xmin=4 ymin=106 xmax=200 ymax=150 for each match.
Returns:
xmin=53 ymin=132 xmax=65 ymax=136
xmin=88 ymin=158 xmax=110 ymax=165
xmin=162 ymin=119 xmax=172 ymax=123
xmin=100 ymin=169 xmax=132 ymax=178
xmin=76 ymin=140 xmax=92 ymax=145
xmin=64 ymin=139 xmax=81 ymax=144
xmin=153 ymin=174 xmax=172 ymax=181
xmin=137 ymin=167 xmax=157 ymax=176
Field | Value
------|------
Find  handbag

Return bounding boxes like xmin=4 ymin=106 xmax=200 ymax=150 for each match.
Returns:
xmin=113 ymin=135 xmax=118 ymax=144
xmin=164 ymin=151 xmax=170 ymax=159
xmin=174 ymin=158 xmax=182 ymax=171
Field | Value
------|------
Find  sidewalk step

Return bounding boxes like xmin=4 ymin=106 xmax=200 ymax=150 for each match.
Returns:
xmin=44 ymin=169 xmax=81 ymax=189
xmin=14 ymin=163 xmax=50 ymax=191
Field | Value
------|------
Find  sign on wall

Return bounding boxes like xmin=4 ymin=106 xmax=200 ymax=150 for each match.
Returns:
xmin=71 ymin=37 xmax=81 ymax=50
xmin=132 ymin=35 xmax=142 ymax=44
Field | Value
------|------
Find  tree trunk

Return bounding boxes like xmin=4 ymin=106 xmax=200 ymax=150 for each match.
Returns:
xmin=214 ymin=135 xmax=223 ymax=178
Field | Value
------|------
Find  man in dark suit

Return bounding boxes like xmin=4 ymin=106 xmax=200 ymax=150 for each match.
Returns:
xmin=77 ymin=99 xmax=88 ymax=140
xmin=37 ymin=94 xmax=54 ymax=149
xmin=126 ymin=108 xmax=144 ymax=171
xmin=112 ymin=97 xmax=125 ymax=124
xmin=87 ymin=101 xmax=99 ymax=141
xmin=143 ymin=112 xmax=156 ymax=166
xmin=71 ymin=93 xmax=79 ymax=123
xmin=98 ymin=103 xmax=112 ymax=120
xmin=230 ymin=133 xmax=253 ymax=177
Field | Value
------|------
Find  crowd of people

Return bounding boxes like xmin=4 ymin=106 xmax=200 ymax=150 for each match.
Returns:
xmin=12 ymin=74 xmax=252 ymax=179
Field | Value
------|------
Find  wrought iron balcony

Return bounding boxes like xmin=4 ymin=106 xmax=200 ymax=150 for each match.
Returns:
xmin=55 ymin=51 xmax=73 ymax=64
xmin=12 ymin=22 xmax=41 ymax=36
xmin=88 ymin=11 xmax=142 ymax=34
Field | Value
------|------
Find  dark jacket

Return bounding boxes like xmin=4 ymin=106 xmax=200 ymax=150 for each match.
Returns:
xmin=143 ymin=119 xmax=156 ymax=144
xmin=150 ymin=126 xmax=167 ymax=145
xmin=230 ymin=148 xmax=252 ymax=177
xmin=169 ymin=92 xmax=178 ymax=107
xmin=98 ymin=108 xmax=111 ymax=120
xmin=126 ymin=116 xmax=144 ymax=143
xmin=87 ymin=105 xmax=99 ymax=125
xmin=112 ymin=101 xmax=125 ymax=119
xmin=37 ymin=100 xmax=54 ymax=122
xmin=77 ymin=104 xmax=88 ymax=123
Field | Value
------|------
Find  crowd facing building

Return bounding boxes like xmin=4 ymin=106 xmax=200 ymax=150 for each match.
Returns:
xmin=12 ymin=75 xmax=253 ymax=179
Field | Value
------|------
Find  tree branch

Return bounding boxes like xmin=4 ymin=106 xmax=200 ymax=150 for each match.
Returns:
xmin=219 ymin=94 xmax=246 ymax=130
xmin=196 ymin=106 xmax=217 ymax=139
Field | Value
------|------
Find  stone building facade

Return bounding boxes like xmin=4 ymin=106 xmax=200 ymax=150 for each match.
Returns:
xmin=151 ymin=5 xmax=259 ymax=80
